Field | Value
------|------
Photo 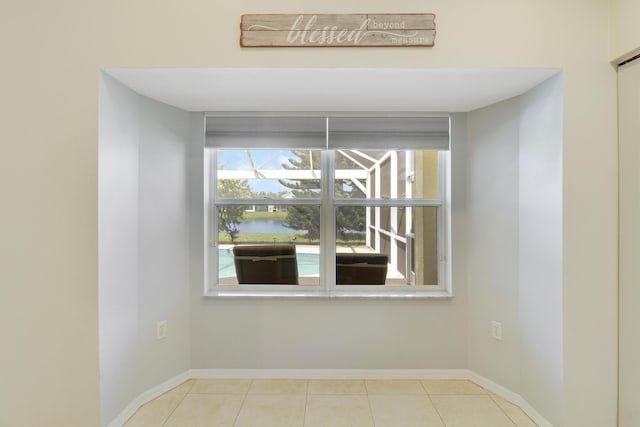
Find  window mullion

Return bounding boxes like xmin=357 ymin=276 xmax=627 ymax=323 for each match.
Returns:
xmin=334 ymin=198 xmax=442 ymax=207
xmin=321 ymin=149 xmax=336 ymax=292
xmin=215 ymin=198 xmax=321 ymax=206
xmin=208 ymin=149 xmax=217 ymax=291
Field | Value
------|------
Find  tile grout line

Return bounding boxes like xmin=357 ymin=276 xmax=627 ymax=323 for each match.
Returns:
xmin=159 ymin=381 xmax=194 ymax=427
xmin=427 ymin=394 xmax=448 ymax=427
xmin=422 ymin=381 xmax=448 ymax=427
xmin=365 ymin=387 xmax=378 ymax=427
xmin=231 ymin=378 xmax=252 ymax=427
xmin=302 ymin=380 xmax=309 ymax=427
xmin=130 ymin=377 xmax=531 ymax=427
xmin=489 ymin=394 xmax=521 ymax=427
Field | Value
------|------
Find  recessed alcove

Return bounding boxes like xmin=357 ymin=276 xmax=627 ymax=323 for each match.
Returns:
xmin=98 ymin=68 xmax=562 ymax=426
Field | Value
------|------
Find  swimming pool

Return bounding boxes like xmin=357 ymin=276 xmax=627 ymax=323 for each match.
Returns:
xmin=217 ymin=248 xmax=319 ymax=278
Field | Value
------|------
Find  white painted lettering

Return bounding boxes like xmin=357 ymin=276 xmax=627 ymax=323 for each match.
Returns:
xmin=371 ymin=20 xmax=406 ymax=30
xmin=300 ymin=14 xmax=318 ymax=44
xmin=350 ymin=19 xmax=370 ymax=44
xmin=287 ymin=15 xmax=304 ymax=43
xmin=335 ymin=28 xmax=349 ymax=44
xmin=285 ymin=15 xmax=371 ymax=45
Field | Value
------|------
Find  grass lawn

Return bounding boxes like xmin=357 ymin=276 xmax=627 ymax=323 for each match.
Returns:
xmin=242 ymin=211 xmax=287 ymax=221
xmin=219 ymin=232 xmax=364 ymax=245
xmin=218 ymin=211 xmax=364 ymax=244
xmin=219 ymin=231 xmax=309 ymax=244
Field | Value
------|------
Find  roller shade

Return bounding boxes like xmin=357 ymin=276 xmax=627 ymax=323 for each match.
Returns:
xmin=206 ymin=115 xmax=449 ymax=150
xmin=328 ymin=117 xmax=449 ymax=150
xmin=206 ymin=116 xmax=326 ymax=149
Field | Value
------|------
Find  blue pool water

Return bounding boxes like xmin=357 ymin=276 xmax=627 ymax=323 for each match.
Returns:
xmin=217 ymin=248 xmax=319 ymax=278
xmin=236 ymin=219 xmax=299 ymax=234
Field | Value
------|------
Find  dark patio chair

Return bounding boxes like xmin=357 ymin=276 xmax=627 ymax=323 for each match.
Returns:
xmin=336 ymin=253 xmax=388 ymax=285
xmin=233 ymin=244 xmax=298 ymax=284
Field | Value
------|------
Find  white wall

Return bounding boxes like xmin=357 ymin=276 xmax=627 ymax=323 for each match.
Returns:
xmin=612 ymin=4 xmax=640 ymax=426
xmin=0 ymin=1 xmax=619 ymax=426
xmin=518 ymin=75 xmax=564 ymax=423
xmin=98 ymin=73 xmax=141 ymax=426
xmin=188 ymin=118 xmax=468 ymax=370
xmin=98 ymin=75 xmax=192 ymax=425
xmin=610 ymin=0 xmax=640 ymax=60
xmin=465 ymin=75 xmax=564 ymax=425
xmin=618 ymin=58 xmax=640 ymax=427
xmin=136 ymin=94 xmax=191 ymax=391
xmin=102 ymin=71 xmax=561 ymax=426
xmin=465 ymin=97 xmax=522 ymax=393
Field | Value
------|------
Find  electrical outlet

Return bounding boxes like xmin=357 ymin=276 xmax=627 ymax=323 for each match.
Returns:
xmin=491 ymin=321 xmax=503 ymax=340
xmin=156 ymin=320 xmax=167 ymax=340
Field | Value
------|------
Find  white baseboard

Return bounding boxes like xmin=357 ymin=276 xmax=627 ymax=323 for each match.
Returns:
xmin=107 ymin=369 xmax=552 ymax=427
xmin=106 ymin=371 xmax=190 ymax=427
xmin=188 ymin=368 xmax=470 ymax=380
xmin=468 ymin=372 xmax=553 ymax=427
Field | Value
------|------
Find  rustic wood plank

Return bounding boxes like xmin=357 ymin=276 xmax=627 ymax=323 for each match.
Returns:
xmin=368 ymin=14 xmax=435 ymax=30
xmin=240 ymin=13 xmax=436 ymax=47
xmin=241 ymin=14 xmax=366 ymax=31
xmin=241 ymin=30 xmax=435 ymax=47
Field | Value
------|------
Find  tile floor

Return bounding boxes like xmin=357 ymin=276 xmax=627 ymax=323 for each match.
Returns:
xmin=123 ymin=378 xmax=538 ymax=427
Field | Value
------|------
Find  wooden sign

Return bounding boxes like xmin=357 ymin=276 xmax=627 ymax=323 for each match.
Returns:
xmin=241 ymin=14 xmax=435 ymax=47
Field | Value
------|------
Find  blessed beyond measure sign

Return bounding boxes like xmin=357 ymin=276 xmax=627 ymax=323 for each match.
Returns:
xmin=241 ymin=14 xmax=436 ymax=47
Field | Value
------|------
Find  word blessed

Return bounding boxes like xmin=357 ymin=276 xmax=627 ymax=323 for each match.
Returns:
xmin=286 ymin=15 xmax=410 ymax=45
xmin=240 ymin=14 xmax=436 ymax=48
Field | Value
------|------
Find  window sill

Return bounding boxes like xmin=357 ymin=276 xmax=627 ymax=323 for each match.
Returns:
xmin=203 ymin=289 xmax=453 ymax=299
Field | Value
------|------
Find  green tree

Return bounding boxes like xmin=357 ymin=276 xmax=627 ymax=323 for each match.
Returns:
xmin=217 ymin=179 xmax=251 ymax=243
xmin=334 ymin=154 xmax=366 ymax=241
xmin=279 ymin=150 xmax=321 ymax=241
xmin=279 ymin=150 xmax=366 ymax=241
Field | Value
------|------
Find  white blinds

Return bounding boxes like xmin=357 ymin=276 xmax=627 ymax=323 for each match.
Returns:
xmin=205 ymin=115 xmax=449 ymax=150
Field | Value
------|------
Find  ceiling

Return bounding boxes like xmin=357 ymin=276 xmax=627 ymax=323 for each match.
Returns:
xmin=104 ymin=68 xmax=560 ymax=113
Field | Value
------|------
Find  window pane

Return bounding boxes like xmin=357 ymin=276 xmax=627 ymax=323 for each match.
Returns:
xmin=217 ymin=149 xmax=321 ymax=198
xmin=413 ymin=151 xmax=440 ymax=199
xmin=335 ymin=149 xmax=439 ymax=200
xmin=336 ymin=206 xmax=439 ymax=286
xmin=217 ymin=204 xmax=320 ymax=285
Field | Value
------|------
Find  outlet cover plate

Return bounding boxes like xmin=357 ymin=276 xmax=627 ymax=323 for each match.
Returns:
xmin=157 ymin=320 xmax=167 ymax=340
xmin=491 ymin=321 xmax=503 ymax=340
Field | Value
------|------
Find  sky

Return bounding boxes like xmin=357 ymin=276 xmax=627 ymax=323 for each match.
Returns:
xmin=218 ymin=149 xmax=298 ymax=194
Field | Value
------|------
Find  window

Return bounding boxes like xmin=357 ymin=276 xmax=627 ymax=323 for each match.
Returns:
xmin=205 ymin=114 xmax=451 ymax=297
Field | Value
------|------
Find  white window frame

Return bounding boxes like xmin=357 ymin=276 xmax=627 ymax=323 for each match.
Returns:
xmin=203 ymin=113 xmax=452 ymax=299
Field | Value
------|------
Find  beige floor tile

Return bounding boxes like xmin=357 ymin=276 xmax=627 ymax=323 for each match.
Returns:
xmin=307 ymin=379 xmax=366 ymax=395
xmin=123 ymin=393 xmax=183 ymax=427
xmin=431 ymin=395 xmax=516 ymax=427
xmin=234 ymin=394 xmax=306 ymax=427
xmin=422 ymin=379 xmax=488 ymax=395
xmin=365 ymin=379 xmax=426 ymax=395
xmin=248 ymin=379 xmax=308 ymax=394
xmin=167 ymin=379 xmax=196 ymax=396
xmin=491 ymin=395 xmax=538 ymax=427
xmin=304 ymin=395 xmax=374 ymax=427
xmin=190 ymin=378 xmax=251 ymax=394
xmin=368 ymin=395 xmax=445 ymax=427
xmin=162 ymin=394 xmax=244 ymax=427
